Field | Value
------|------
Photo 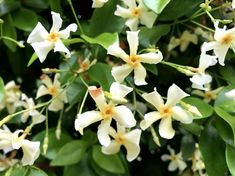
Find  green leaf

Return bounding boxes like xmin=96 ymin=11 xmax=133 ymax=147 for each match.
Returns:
xmin=183 ymin=97 xmax=214 ymax=119
xmin=91 ymin=145 xmax=125 ymax=174
xmin=49 ymin=0 xmax=63 ymax=15
xmin=51 ymin=140 xmax=87 ymax=166
xmin=82 ymin=33 xmax=118 ymax=49
xmin=158 ymin=0 xmax=203 ymax=21
xmin=143 ymin=0 xmax=171 ymax=14
xmin=88 ymin=63 xmax=114 ymax=91
xmin=143 ymin=64 xmax=158 ymax=76
xmin=215 ymin=107 xmax=235 ymax=145
xmin=219 ymin=66 xmax=235 ymax=85
xmin=33 ymin=128 xmax=72 ymax=160
xmin=12 ymin=8 xmax=38 ymax=32
xmin=199 ymin=123 xmax=227 ymax=176
xmin=10 ymin=166 xmax=28 ymax=176
xmin=27 ymin=53 xmax=38 ymax=67
xmin=23 ymin=0 xmax=49 ymax=9
xmin=0 ymin=0 xmax=20 ymax=16
xmin=0 ymin=77 xmax=4 ymax=102
xmin=139 ymin=25 xmax=170 ymax=47
xmin=226 ymin=144 xmax=235 ymax=176
xmin=2 ymin=14 xmax=17 ymax=52
xmin=181 ymin=134 xmax=195 ymax=160
xmin=89 ymin=0 xmax=125 ymax=37
xmin=27 ymin=166 xmax=48 ymax=176
xmin=180 ymin=122 xmax=202 ymax=136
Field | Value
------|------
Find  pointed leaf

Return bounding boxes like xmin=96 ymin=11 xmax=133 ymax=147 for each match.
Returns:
xmin=143 ymin=0 xmax=171 ymax=14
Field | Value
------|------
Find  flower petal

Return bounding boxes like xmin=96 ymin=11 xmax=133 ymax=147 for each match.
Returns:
xmin=172 ymin=106 xmax=193 ymax=124
xmin=31 ymin=41 xmax=54 ymax=62
xmin=111 ymin=64 xmax=133 ymax=83
xmin=27 ymin=23 xmax=48 ymax=43
xmin=125 ymin=18 xmax=139 ymax=31
xmin=75 ymin=111 xmax=102 ymax=135
xmin=140 ymin=111 xmax=161 ymax=130
xmin=98 ymin=118 xmax=112 ymax=146
xmin=178 ymin=159 xmax=187 ymax=171
xmin=102 ymin=141 xmax=120 ymax=154
xmin=139 ymin=11 xmax=157 ymax=28
xmin=159 ymin=116 xmax=175 ymax=139
xmin=114 ymin=5 xmax=132 ymax=18
xmin=127 ymin=31 xmax=139 ymax=56
xmin=165 ymin=84 xmax=189 ymax=107
xmin=92 ymin=0 xmax=108 ymax=8
xmin=107 ymin=43 xmax=129 ymax=62
xmin=88 ymin=86 xmax=107 ymax=110
xmin=134 ymin=64 xmax=147 ymax=85
xmin=198 ymin=52 xmax=217 ymax=72
xmin=50 ymin=11 xmax=62 ymax=32
xmin=124 ymin=0 xmax=137 ymax=8
xmin=32 ymin=113 xmax=46 ymax=125
xmin=114 ymin=105 xmax=136 ymax=127
xmin=36 ymin=85 xmax=49 ymax=99
xmin=110 ymin=82 xmax=133 ymax=99
xmin=161 ymin=154 xmax=171 ymax=161
xmin=139 ymin=51 xmax=163 ymax=64
xmin=168 ymin=160 xmax=178 ymax=171
xmin=142 ymin=89 xmax=163 ymax=111
xmin=21 ymin=140 xmax=40 ymax=166
xmin=54 ymin=39 xmax=71 ymax=58
xmin=58 ymin=23 xmax=77 ymax=39
xmin=190 ymin=73 xmax=212 ymax=90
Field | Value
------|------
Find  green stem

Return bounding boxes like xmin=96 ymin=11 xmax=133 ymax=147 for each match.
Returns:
xmin=190 ymin=20 xmax=215 ymax=32
xmin=1 ymin=36 xmax=25 ymax=48
xmin=63 ymin=38 xmax=85 ymax=45
xmin=67 ymin=0 xmax=84 ymax=34
xmin=79 ymin=75 xmax=89 ymax=88
xmin=78 ymin=89 xmax=89 ymax=114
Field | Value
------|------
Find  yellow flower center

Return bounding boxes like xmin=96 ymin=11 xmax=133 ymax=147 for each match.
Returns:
xmin=115 ymin=135 xmax=124 ymax=144
xmin=48 ymin=32 xmax=59 ymax=42
xmin=128 ymin=55 xmax=140 ymax=67
xmin=219 ymin=34 xmax=234 ymax=45
xmin=160 ymin=106 xmax=172 ymax=117
xmin=204 ymin=91 xmax=215 ymax=100
xmin=132 ymin=7 xmax=141 ymax=17
xmin=48 ymin=86 xmax=58 ymax=96
xmin=170 ymin=154 xmax=177 ymax=161
xmin=101 ymin=104 xmax=115 ymax=119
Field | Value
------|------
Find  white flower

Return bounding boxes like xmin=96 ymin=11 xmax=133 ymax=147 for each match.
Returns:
xmin=140 ymin=84 xmax=192 ymax=139
xmin=202 ymin=21 xmax=235 ymax=66
xmin=102 ymin=123 xmax=141 ymax=161
xmin=0 ymin=126 xmax=40 ymax=166
xmin=190 ymin=48 xmax=217 ymax=90
xmin=27 ymin=11 xmax=77 ymax=62
xmin=36 ymin=74 xmax=68 ymax=112
xmin=20 ymin=94 xmax=46 ymax=124
xmin=108 ymin=30 xmax=163 ymax=85
xmin=225 ymin=89 xmax=235 ymax=100
xmin=77 ymin=58 xmax=97 ymax=73
xmin=115 ymin=0 xmax=157 ymax=31
xmin=0 ymin=81 xmax=21 ymax=114
xmin=168 ymin=30 xmax=198 ymax=52
xmin=232 ymin=0 xmax=235 ymax=9
xmin=161 ymin=145 xmax=187 ymax=172
xmin=75 ymin=85 xmax=136 ymax=146
xmin=92 ymin=0 xmax=108 ymax=8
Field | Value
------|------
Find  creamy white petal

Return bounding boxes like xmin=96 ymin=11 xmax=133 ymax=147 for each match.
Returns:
xmin=75 ymin=111 xmax=102 ymax=135
xmin=88 ymin=86 xmax=107 ymax=110
xmin=114 ymin=5 xmax=132 ymax=18
xmin=134 ymin=64 xmax=147 ymax=85
xmin=168 ymin=37 xmax=180 ymax=51
xmin=142 ymin=90 xmax=163 ymax=111
xmin=198 ymin=52 xmax=217 ymax=72
xmin=111 ymin=64 xmax=133 ymax=83
xmin=165 ymin=84 xmax=189 ymax=107
xmin=48 ymin=99 xmax=64 ymax=112
xmin=172 ymin=106 xmax=193 ymax=124
xmin=97 ymin=118 xmax=112 ymax=146
xmin=31 ymin=41 xmax=54 ymax=62
xmin=27 ymin=23 xmax=48 ymax=43
xmin=159 ymin=116 xmax=175 ymax=139
xmin=140 ymin=111 xmax=161 ymax=130
xmin=109 ymin=82 xmax=133 ymax=98
xmin=190 ymin=74 xmax=212 ymax=90
xmin=58 ymin=23 xmax=77 ymax=39
xmin=92 ymin=0 xmax=108 ymax=8
xmin=21 ymin=140 xmax=40 ymax=166
xmin=114 ymin=105 xmax=136 ymax=127
xmin=127 ymin=31 xmax=139 ymax=56
xmin=168 ymin=160 xmax=178 ymax=171
xmin=139 ymin=11 xmax=157 ymax=28
xmin=233 ymin=0 xmax=235 ymax=8
xmin=50 ymin=11 xmax=62 ymax=32
xmin=54 ymin=39 xmax=71 ymax=57
xmin=107 ymin=43 xmax=129 ymax=62
xmin=161 ymin=154 xmax=171 ymax=161
xmin=225 ymin=89 xmax=235 ymax=100
xmin=42 ymin=75 xmax=53 ymax=88
xmin=125 ymin=18 xmax=139 ymax=31
xmin=139 ymin=51 xmax=163 ymax=64
xmin=124 ymin=0 xmax=137 ymax=8
xmin=213 ymin=44 xmax=229 ymax=66
xmin=102 ymin=141 xmax=120 ymax=154
xmin=178 ymin=159 xmax=187 ymax=171
xmin=32 ymin=113 xmax=46 ymax=125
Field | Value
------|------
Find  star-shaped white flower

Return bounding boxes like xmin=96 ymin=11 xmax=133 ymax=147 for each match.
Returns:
xmin=92 ymin=0 xmax=108 ymax=8
xmin=102 ymin=123 xmax=141 ymax=162
xmin=140 ymin=84 xmax=193 ymax=139
xmin=27 ymin=11 xmax=77 ymax=62
xmin=108 ymin=30 xmax=163 ymax=85
xmin=161 ymin=145 xmax=187 ymax=172
xmin=36 ymin=74 xmax=68 ymax=112
xmin=0 ymin=126 xmax=40 ymax=166
xmin=115 ymin=0 xmax=157 ymax=31
xmin=202 ymin=21 xmax=235 ymax=66
xmin=75 ymin=83 xmax=136 ymax=146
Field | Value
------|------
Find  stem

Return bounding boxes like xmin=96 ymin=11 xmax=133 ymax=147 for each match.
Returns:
xmin=150 ymin=126 xmax=161 ymax=146
xmin=190 ymin=20 xmax=215 ymax=32
xmin=63 ymin=38 xmax=85 ymax=45
xmin=56 ymin=109 xmax=63 ymax=140
xmin=78 ymin=89 xmax=89 ymax=114
xmin=1 ymin=36 xmax=25 ymax=48
xmin=67 ymin=0 xmax=83 ymax=34
xmin=79 ymin=75 xmax=89 ymax=88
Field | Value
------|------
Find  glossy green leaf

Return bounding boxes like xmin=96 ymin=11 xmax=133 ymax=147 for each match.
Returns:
xmin=89 ymin=0 xmax=125 ymax=37
xmin=0 ymin=77 xmax=4 ymax=102
xmin=82 ymin=33 xmax=118 ymax=49
xmin=10 ymin=166 xmax=28 ymax=176
xmin=181 ymin=134 xmax=195 ymax=160
xmin=51 ymin=140 xmax=87 ymax=166
xmin=226 ymin=144 xmax=235 ymax=176
xmin=28 ymin=166 xmax=48 ymax=176
xmin=143 ymin=64 xmax=158 ymax=76
xmin=139 ymin=25 xmax=170 ymax=47
xmin=91 ymin=145 xmax=125 ymax=174
xmin=12 ymin=8 xmax=38 ymax=32
xmin=199 ymin=123 xmax=227 ymax=176
xmin=27 ymin=53 xmax=38 ymax=67
xmin=0 ymin=0 xmax=20 ymax=16
xmin=219 ymin=66 xmax=235 ymax=85
xmin=88 ymin=63 xmax=114 ymax=91
xmin=143 ymin=0 xmax=171 ymax=14
xmin=33 ymin=128 xmax=72 ymax=160
xmin=23 ymin=0 xmax=49 ymax=9
xmin=49 ymin=0 xmax=63 ymax=15
xmin=183 ymin=97 xmax=213 ymax=118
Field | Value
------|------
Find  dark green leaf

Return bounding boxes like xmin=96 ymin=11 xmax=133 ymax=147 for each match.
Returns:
xmin=28 ymin=166 xmax=48 ymax=176
xmin=49 ymin=0 xmax=63 ymax=15
xmin=88 ymin=63 xmax=114 ymax=91
xmin=199 ymin=123 xmax=227 ymax=176
xmin=82 ymin=33 xmax=118 ymax=49
xmin=51 ymin=140 xmax=87 ymax=166
xmin=89 ymin=0 xmax=125 ymax=37
xmin=143 ymin=0 xmax=171 ymax=14
xmin=226 ymin=144 xmax=235 ymax=176
xmin=0 ymin=0 xmax=20 ymax=16
xmin=91 ymin=145 xmax=125 ymax=174
xmin=143 ymin=64 xmax=158 ymax=76
xmin=0 ymin=77 xmax=4 ymax=102
xmin=12 ymin=8 xmax=38 ymax=32
xmin=181 ymin=134 xmax=195 ymax=160
xmin=219 ymin=66 xmax=235 ymax=85
xmin=180 ymin=122 xmax=202 ymax=136
xmin=10 ymin=166 xmax=29 ymax=176
xmin=23 ymin=0 xmax=49 ymax=9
